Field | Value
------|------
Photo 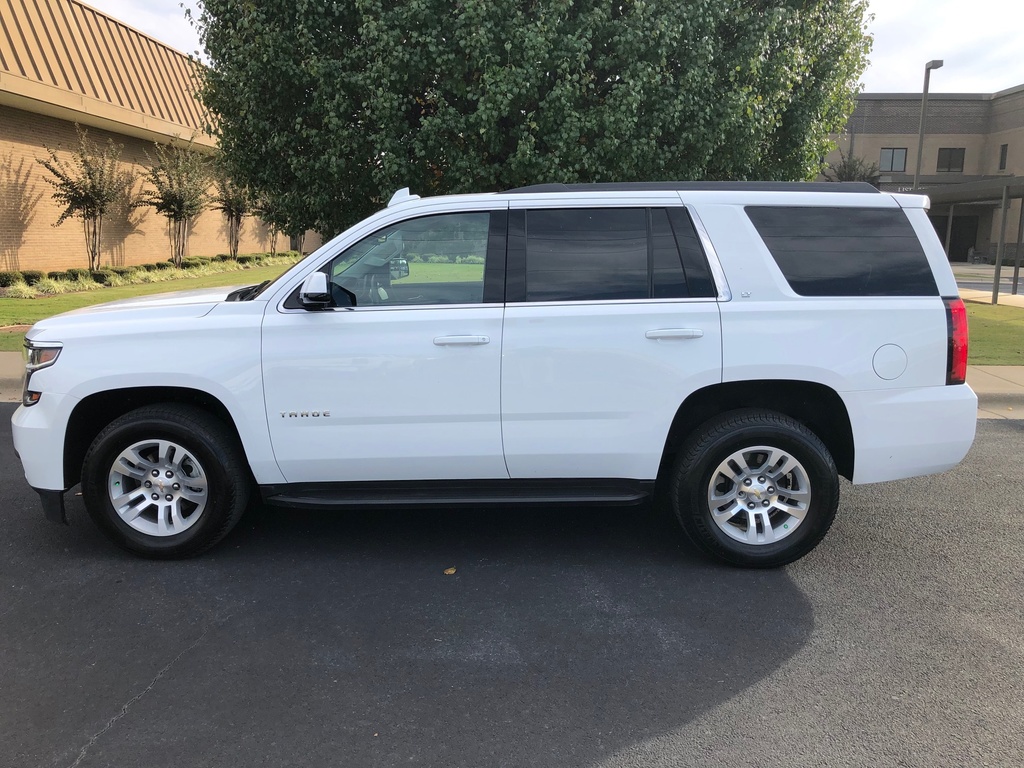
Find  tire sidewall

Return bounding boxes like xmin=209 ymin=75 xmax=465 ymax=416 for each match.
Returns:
xmin=82 ymin=412 xmax=240 ymax=557
xmin=676 ymin=417 xmax=838 ymax=567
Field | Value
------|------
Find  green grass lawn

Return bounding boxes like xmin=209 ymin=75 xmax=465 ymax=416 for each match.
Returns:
xmin=966 ymin=302 xmax=1024 ymax=366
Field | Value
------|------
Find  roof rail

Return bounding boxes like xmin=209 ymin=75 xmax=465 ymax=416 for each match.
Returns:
xmin=388 ymin=188 xmax=421 ymax=206
xmin=503 ymin=182 xmax=880 ymax=194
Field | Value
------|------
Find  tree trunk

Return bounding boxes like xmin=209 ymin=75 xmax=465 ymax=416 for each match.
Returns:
xmin=228 ymin=213 xmax=241 ymax=258
xmin=83 ymin=215 xmax=102 ymax=271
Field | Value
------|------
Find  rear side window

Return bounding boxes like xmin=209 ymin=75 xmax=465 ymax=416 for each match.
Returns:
xmin=512 ymin=208 xmax=716 ymax=302
xmin=745 ymin=206 xmax=938 ymax=297
xmin=524 ymin=208 xmax=648 ymax=301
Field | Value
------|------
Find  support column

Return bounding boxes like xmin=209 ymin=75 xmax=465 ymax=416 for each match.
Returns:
xmin=944 ymin=204 xmax=955 ymax=258
xmin=992 ymin=185 xmax=1009 ymax=305
xmin=1013 ymin=199 xmax=1024 ymax=295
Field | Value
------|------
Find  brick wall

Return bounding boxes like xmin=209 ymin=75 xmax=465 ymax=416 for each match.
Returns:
xmin=0 ymin=105 xmax=321 ymax=272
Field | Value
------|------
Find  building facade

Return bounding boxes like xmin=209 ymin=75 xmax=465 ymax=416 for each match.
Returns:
xmin=828 ymin=85 xmax=1024 ymax=261
xmin=0 ymin=0 xmax=318 ymax=272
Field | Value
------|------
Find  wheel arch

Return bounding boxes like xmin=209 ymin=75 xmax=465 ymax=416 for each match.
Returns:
xmin=659 ymin=380 xmax=855 ymax=484
xmin=64 ymin=387 xmax=244 ymax=489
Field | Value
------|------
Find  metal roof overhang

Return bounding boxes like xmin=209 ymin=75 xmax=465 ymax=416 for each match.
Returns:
xmin=924 ymin=177 xmax=1024 ymax=206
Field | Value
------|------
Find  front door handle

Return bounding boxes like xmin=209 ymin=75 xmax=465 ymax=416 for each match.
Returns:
xmin=645 ymin=328 xmax=704 ymax=340
xmin=433 ymin=335 xmax=490 ymax=346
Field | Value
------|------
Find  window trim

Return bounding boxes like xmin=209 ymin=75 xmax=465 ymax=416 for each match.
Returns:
xmin=999 ymin=143 xmax=1008 ymax=172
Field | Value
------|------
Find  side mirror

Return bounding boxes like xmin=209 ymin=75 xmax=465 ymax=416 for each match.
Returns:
xmin=298 ymin=272 xmax=332 ymax=310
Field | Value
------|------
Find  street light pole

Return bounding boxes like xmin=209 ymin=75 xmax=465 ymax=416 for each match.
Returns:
xmin=913 ymin=59 xmax=943 ymax=190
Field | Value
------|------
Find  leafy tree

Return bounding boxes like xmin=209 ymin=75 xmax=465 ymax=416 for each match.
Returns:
xmin=826 ymin=150 xmax=881 ymax=186
xmin=194 ymin=0 xmax=871 ymax=236
xmin=140 ymin=139 xmax=210 ymax=267
xmin=36 ymin=126 xmax=136 ymax=270
xmin=211 ymin=167 xmax=251 ymax=258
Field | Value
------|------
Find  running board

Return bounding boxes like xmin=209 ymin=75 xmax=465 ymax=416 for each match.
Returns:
xmin=259 ymin=479 xmax=654 ymax=510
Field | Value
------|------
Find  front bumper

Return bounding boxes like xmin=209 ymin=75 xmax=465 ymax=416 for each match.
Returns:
xmin=11 ymin=391 xmax=79 ymax=493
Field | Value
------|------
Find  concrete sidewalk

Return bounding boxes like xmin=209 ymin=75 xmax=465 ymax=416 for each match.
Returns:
xmin=959 ymin=288 xmax=1024 ymax=308
xmin=1 ymin=351 xmax=1020 ymax=419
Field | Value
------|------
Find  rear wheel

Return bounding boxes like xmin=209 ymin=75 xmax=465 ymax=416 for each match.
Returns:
xmin=81 ymin=404 xmax=250 ymax=558
xmin=670 ymin=409 xmax=839 ymax=568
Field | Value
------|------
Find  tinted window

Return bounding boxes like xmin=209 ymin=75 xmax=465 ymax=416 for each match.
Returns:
xmin=651 ymin=209 xmax=687 ymax=298
xmin=524 ymin=209 xmax=647 ymax=301
xmin=745 ymin=206 xmax=938 ymax=297
xmin=667 ymin=209 xmax=716 ymax=298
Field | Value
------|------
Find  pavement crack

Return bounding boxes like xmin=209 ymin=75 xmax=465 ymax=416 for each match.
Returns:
xmin=65 ymin=616 xmax=227 ymax=768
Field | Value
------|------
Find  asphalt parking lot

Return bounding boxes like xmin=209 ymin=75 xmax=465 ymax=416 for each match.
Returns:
xmin=2 ymin=406 xmax=1023 ymax=768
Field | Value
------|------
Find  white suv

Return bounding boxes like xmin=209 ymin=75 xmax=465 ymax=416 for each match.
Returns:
xmin=12 ymin=182 xmax=977 ymax=567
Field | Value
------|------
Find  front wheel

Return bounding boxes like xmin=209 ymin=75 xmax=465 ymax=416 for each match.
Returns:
xmin=81 ymin=404 xmax=251 ymax=558
xmin=670 ymin=410 xmax=839 ymax=568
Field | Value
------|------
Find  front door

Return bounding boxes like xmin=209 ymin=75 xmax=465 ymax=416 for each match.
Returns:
xmin=262 ymin=209 xmax=509 ymax=483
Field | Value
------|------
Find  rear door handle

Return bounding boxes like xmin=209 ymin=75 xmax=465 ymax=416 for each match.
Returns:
xmin=645 ymin=329 xmax=704 ymax=340
xmin=433 ymin=335 xmax=490 ymax=346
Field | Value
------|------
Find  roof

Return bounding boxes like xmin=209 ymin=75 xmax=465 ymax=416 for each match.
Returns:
xmin=0 ymin=0 xmax=213 ymax=147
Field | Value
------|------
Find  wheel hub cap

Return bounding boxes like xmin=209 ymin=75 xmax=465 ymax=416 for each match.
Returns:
xmin=706 ymin=445 xmax=811 ymax=546
xmin=107 ymin=439 xmax=208 ymax=537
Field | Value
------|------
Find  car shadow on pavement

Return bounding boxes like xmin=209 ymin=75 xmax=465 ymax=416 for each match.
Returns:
xmin=3 ymin=485 xmax=814 ymax=768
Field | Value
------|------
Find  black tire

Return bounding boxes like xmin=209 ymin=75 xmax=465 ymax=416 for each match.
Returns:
xmin=81 ymin=404 xmax=251 ymax=559
xmin=670 ymin=409 xmax=839 ymax=568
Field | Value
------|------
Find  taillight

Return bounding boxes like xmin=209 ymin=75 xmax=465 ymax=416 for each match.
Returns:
xmin=944 ymin=297 xmax=968 ymax=385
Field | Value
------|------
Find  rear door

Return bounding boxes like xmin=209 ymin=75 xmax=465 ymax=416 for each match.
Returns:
xmin=500 ymin=197 xmax=724 ymax=480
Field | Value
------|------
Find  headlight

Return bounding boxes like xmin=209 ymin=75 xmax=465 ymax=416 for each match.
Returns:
xmin=22 ymin=340 xmax=62 ymax=406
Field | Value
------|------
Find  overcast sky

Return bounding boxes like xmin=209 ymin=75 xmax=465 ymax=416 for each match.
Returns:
xmin=83 ymin=0 xmax=1024 ymax=95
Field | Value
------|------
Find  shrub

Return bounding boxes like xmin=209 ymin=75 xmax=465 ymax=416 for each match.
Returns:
xmin=6 ymin=282 xmax=35 ymax=297
xmin=214 ymin=253 xmax=234 ymax=262
xmin=34 ymin=277 xmax=68 ymax=295
xmin=91 ymin=270 xmax=114 ymax=285
xmin=153 ymin=261 xmax=175 ymax=270
xmin=67 ymin=276 xmax=104 ymax=292
xmin=110 ymin=266 xmax=138 ymax=277
xmin=0 ymin=271 xmax=24 ymax=287
xmin=66 ymin=267 xmax=91 ymax=281
xmin=181 ymin=258 xmax=205 ymax=269
xmin=236 ymin=254 xmax=257 ymax=264
xmin=4 ymin=283 xmax=37 ymax=298
xmin=47 ymin=271 xmax=67 ymax=280
xmin=427 ymin=255 xmax=450 ymax=264
xmin=458 ymin=255 xmax=485 ymax=264
xmin=21 ymin=270 xmax=44 ymax=285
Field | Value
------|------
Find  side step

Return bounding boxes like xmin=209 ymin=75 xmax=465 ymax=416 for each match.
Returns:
xmin=259 ymin=479 xmax=655 ymax=510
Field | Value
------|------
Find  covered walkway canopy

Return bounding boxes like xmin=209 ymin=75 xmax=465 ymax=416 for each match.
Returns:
xmin=924 ymin=178 xmax=1024 ymax=304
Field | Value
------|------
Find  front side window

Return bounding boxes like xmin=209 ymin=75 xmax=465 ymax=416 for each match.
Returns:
xmin=937 ymin=148 xmax=965 ymax=173
xmin=879 ymin=147 xmax=907 ymax=173
xmin=323 ymin=212 xmax=493 ymax=307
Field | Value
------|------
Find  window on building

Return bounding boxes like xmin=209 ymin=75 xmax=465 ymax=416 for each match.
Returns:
xmin=936 ymin=148 xmax=965 ymax=173
xmin=999 ymin=144 xmax=1008 ymax=171
xmin=879 ymin=148 xmax=907 ymax=173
